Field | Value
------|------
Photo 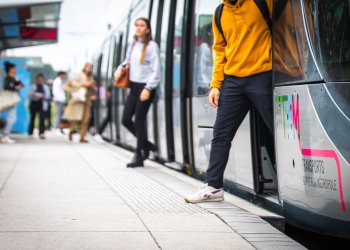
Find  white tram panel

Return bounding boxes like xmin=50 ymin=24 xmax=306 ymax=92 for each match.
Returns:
xmin=274 ymin=84 xmax=350 ymax=221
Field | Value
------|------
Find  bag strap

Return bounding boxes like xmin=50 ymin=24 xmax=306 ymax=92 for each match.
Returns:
xmin=253 ymin=0 xmax=272 ymax=32
xmin=214 ymin=0 xmax=272 ymax=44
xmin=214 ymin=3 xmax=226 ymax=44
xmin=274 ymin=0 xmax=288 ymax=20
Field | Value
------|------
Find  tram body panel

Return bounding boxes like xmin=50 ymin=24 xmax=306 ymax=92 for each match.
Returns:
xmin=274 ymin=84 xmax=350 ymax=222
xmin=156 ymin=99 xmax=168 ymax=160
xmin=147 ymin=104 xmax=155 ymax=145
xmin=225 ymin=114 xmax=254 ymax=190
xmin=118 ymin=102 xmax=136 ymax=148
xmin=191 ymin=96 xmax=216 ymax=173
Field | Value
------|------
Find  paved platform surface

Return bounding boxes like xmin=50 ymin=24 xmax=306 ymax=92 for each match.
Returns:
xmin=0 ymin=132 xmax=306 ymax=250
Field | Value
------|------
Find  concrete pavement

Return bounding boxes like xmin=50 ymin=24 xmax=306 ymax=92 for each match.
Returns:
xmin=0 ymin=132 xmax=305 ymax=250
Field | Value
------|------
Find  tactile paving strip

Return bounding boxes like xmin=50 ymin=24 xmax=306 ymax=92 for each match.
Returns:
xmin=91 ymin=164 xmax=207 ymax=215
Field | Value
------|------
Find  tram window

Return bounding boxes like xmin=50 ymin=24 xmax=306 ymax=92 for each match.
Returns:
xmin=150 ymin=0 xmax=159 ymax=37
xmin=159 ymin=0 xmax=171 ymax=99
xmin=173 ymin=0 xmax=185 ymax=98
xmin=305 ymin=0 xmax=350 ymax=82
xmin=273 ymin=0 xmax=321 ymax=85
xmin=100 ymin=42 xmax=110 ymax=105
xmin=193 ymin=1 xmax=220 ymax=96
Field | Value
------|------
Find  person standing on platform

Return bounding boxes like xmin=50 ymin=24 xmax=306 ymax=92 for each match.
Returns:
xmin=185 ymin=0 xmax=273 ymax=203
xmin=52 ymin=71 xmax=67 ymax=131
xmin=63 ymin=63 xmax=94 ymax=143
xmin=28 ymin=73 xmax=51 ymax=139
xmin=0 ymin=61 xmax=24 ymax=143
xmin=114 ymin=17 xmax=161 ymax=168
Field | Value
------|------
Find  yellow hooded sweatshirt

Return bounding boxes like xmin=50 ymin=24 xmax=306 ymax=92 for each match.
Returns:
xmin=210 ymin=0 xmax=273 ymax=90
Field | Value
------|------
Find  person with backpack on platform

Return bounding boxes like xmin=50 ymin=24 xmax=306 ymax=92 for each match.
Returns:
xmin=185 ymin=0 xmax=273 ymax=203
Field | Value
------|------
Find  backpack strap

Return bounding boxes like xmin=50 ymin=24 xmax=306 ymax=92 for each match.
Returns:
xmin=214 ymin=1 xmax=271 ymax=44
xmin=274 ymin=0 xmax=288 ymax=20
xmin=214 ymin=3 xmax=226 ymax=44
xmin=253 ymin=0 xmax=272 ymax=32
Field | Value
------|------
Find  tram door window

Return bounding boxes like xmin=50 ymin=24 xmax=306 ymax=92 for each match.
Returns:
xmin=156 ymin=0 xmax=171 ymax=161
xmin=191 ymin=0 xmax=219 ymax=177
xmin=150 ymin=0 xmax=160 ymax=41
xmin=171 ymin=0 xmax=185 ymax=164
xmin=147 ymin=0 xmax=162 ymax=150
xmin=113 ymin=34 xmax=124 ymax=143
xmin=106 ymin=37 xmax=116 ymax=141
xmin=305 ymin=0 xmax=350 ymax=82
xmin=273 ymin=0 xmax=321 ymax=85
xmin=93 ymin=54 xmax=103 ymax=131
xmin=98 ymin=41 xmax=111 ymax=137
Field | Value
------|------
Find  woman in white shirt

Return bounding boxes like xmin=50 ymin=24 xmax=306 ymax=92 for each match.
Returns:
xmin=115 ymin=17 xmax=161 ymax=168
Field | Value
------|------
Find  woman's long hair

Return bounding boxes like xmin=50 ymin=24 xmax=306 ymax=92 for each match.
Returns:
xmin=82 ymin=63 xmax=93 ymax=77
xmin=4 ymin=61 xmax=15 ymax=74
xmin=134 ymin=17 xmax=152 ymax=64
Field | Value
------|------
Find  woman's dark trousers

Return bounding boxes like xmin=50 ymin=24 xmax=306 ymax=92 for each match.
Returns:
xmin=122 ymin=82 xmax=155 ymax=155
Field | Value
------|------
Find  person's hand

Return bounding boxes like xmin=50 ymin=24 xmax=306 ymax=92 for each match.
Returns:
xmin=15 ymin=83 xmax=24 ymax=90
xmin=83 ymin=81 xmax=93 ymax=88
xmin=140 ymin=88 xmax=151 ymax=102
xmin=35 ymin=93 xmax=44 ymax=99
xmin=208 ymin=87 xmax=220 ymax=109
xmin=114 ymin=68 xmax=121 ymax=81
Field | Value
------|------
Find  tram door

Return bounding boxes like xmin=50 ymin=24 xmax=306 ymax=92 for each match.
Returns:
xmin=155 ymin=0 xmax=172 ymax=161
xmin=93 ymin=54 xmax=102 ymax=133
xmin=190 ymin=0 xmax=278 ymax=194
xmin=111 ymin=35 xmax=123 ymax=143
xmin=97 ymin=41 xmax=110 ymax=139
xmin=170 ymin=0 xmax=186 ymax=167
xmin=147 ymin=0 xmax=161 ymax=153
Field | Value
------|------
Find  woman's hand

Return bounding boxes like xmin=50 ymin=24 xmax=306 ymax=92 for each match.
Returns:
xmin=208 ymin=87 xmax=220 ymax=109
xmin=83 ymin=81 xmax=93 ymax=88
xmin=114 ymin=67 xmax=121 ymax=81
xmin=140 ymin=88 xmax=151 ymax=102
xmin=35 ymin=93 xmax=44 ymax=99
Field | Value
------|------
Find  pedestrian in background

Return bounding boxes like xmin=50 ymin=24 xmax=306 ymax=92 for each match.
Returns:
xmin=114 ymin=17 xmax=161 ymax=168
xmin=0 ymin=61 xmax=24 ymax=143
xmin=28 ymin=73 xmax=51 ymax=139
xmin=63 ymin=63 xmax=94 ymax=143
xmin=52 ymin=71 xmax=67 ymax=131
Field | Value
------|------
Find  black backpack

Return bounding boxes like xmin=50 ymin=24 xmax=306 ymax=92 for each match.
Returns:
xmin=215 ymin=0 xmax=272 ymax=44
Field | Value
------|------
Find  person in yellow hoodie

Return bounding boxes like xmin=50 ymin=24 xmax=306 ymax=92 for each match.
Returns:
xmin=185 ymin=0 xmax=273 ymax=203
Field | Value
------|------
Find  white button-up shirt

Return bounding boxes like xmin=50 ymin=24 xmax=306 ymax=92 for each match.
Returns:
xmin=52 ymin=77 xmax=66 ymax=103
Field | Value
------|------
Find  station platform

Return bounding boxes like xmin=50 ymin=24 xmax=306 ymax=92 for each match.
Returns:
xmin=0 ymin=132 xmax=306 ymax=250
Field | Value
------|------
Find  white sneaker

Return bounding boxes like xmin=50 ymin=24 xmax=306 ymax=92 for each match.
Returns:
xmin=0 ymin=135 xmax=15 ymax=144
xmin=94 ymin=134 xmax=104 ymax=143
xmin=185 ymin=184 xmax=224 ymax=203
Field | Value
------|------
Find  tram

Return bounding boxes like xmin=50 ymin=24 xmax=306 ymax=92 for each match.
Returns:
xmin=92 ymin=0 xmax=350 ymax=238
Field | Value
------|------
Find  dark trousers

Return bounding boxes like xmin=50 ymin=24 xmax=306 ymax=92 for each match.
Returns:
xmin=98 ymin=103 xmax=112 ymax=134
xmin=206 ymin=71 xmax=273 ymax=189
xmin=122 ymin=82 xmax=155 ymax=154
xmin=45 ymin=102 xmax=51 ymax=129
xmin=29 ymin=103 xmax=46 ymax=135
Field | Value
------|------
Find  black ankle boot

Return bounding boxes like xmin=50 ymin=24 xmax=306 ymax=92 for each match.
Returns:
xmin=126 ymin=152 xmax=144 ymax=168
xmin=147 ymin=141 xmax=157 ymax=152
xmin=141 ymin=149 xmax=149 ymax=161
